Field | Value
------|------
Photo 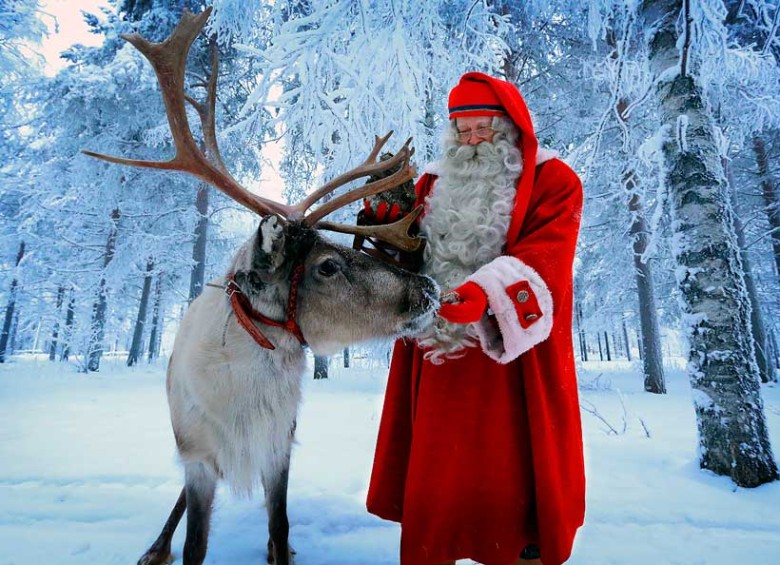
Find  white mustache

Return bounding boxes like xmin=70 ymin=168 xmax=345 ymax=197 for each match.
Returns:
xmin=447 ymin=140 xmax=498 ymax=163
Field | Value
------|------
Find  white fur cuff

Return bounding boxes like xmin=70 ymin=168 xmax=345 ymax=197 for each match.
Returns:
xmin=466 ymin=256 xmax=554 ymax=364
xmin=536 ymin=147 xmax=559 ymax=165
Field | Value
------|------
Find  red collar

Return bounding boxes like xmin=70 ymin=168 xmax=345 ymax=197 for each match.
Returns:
xmin=225 ymin=265 xmax=307 ymax=350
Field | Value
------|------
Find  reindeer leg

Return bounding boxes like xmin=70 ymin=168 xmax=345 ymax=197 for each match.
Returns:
xmin=182 ymin=462 xmax=217 ymax=565
xmin=264 ymin=449 xmax=293 ymax=565
xmin=137 ymin=488 xmax=187 ymax=565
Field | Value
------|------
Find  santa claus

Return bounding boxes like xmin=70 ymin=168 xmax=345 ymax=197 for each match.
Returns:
xmin=365 ymin=72 xmax=586 ymax=565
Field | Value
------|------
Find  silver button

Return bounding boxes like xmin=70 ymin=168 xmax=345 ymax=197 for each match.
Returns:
xmin=524 ymin=313 xmax=539 ymax=321
xmin=516 ymin=290 xmax=529 ymax=303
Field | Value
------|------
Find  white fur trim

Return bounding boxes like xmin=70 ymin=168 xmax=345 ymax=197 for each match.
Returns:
xmin=423 ymin=161 xmax=443 ymax=176
xmin=466 ymin=256 xmax=554 ymax=364
xmin=536 ymin=147 xmax=559 ymax=165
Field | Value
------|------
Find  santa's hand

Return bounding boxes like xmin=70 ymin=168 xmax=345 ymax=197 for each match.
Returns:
xmin=363 ymin=199 xmax=402 ymax=223
xmin=438 ymin=281 xmax=488 ymax=324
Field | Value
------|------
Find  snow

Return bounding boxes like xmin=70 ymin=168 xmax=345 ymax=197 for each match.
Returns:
xmin=676 ymin=114 xmax=689 ymax=153
xmin=1 ymin=355 xmax=779 ymax=565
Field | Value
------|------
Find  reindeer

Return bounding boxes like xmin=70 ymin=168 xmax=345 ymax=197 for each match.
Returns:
xmin=84 ymin=9 xmax=438 ymax=565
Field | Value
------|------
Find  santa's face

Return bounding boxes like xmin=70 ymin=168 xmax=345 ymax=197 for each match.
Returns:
xmin=455 ymin=116 xmax=496 ymax=145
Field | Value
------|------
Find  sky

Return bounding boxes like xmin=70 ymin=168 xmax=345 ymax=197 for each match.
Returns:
xmin=37 ymin=0 xmax=110 ymax=76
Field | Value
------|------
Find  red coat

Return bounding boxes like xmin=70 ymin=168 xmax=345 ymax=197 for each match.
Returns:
xmin=366 ymin=73 xmax=585 ymax=565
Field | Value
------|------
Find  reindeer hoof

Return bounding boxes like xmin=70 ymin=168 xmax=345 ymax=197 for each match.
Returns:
xmin=137 ymin=549 xmax=174 ymax=565
xmin=266 ymin=538 xmax=295 ymax=564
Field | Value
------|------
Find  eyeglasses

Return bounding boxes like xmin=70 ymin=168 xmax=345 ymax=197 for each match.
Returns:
xmin=456 ymin=126 xmax=495 ymax=142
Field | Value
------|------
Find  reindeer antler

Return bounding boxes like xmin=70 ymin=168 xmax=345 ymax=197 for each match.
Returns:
xmin=82 ymin=7 xmax=421 ymax=252
xmin=317 ymin=206 xmax=423 ymax=252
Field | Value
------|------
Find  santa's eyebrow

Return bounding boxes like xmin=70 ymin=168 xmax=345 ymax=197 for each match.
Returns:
xmin=457 ymin=124 xmax=492 ymax=133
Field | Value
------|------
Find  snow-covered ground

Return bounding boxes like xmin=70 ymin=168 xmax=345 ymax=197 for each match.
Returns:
xmin=1 ymin=354 xmax=779 ymax=565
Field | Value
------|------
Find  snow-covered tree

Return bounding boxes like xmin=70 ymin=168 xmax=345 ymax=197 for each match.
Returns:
xmin=535 ymin=0 xmax=671 ymax=386
xmin=639 ymin=0 xmax=778 ymax=487
xmin=0 ymin=0 xmax=47 ymax=362
xmin=3 ymin=0 xmax=270 ymax=370
xmin=722 ymin=0 xmax=780 ymax=383
xmin=18 ymin=4 xmax=208 ymax=370
xmin=209 ymin=0 xmax=514 ymax=227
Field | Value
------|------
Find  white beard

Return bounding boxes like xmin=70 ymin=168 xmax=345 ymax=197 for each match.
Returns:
xmin=416 ymin=122 xmax=522 ymax=364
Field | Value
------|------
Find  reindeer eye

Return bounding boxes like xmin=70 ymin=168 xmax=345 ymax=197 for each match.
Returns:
xmin=317 ymin=258 xmax=341 ymax=277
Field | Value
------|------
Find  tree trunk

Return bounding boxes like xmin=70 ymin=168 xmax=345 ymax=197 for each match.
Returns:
xmin=577 ymin=302 xmax=588 ymax=361
xmin=32 ymin=319 xmax=42 ymax=352
xmin=314 ymin=355 xmax=328 ymax=379
xmin=48 ymin=286 xmax=65 ymax=361
xmin=61 ymin=292 xmax=75 ymax=361
xmin=189 ymin=184 xmax=209 ymax=303
xmin=604 ymin=331 xmax=611 ymax=361
xmin=641 ymin=0 xmax=778 ymax=487
xmin=726 ymin=158 xmax=775 ymax=383
xmin=343 ymin=347 xmax=350 ymax=368
xmin=147 ymin=276 xmax=163 ymax=363
xmin=87 ymin=285 xmax=109 ymax=371
xmin=617 ymin=85 xmax=666 ymax=391
xmin=127 ymin=258 xmax=154 ymax=367
xmin=576 ymin=301 xmax=587 ymax=362
xmin=622 ymin=318 xmax=632 ymax=362
xmin=751 ymin=136 xmax=780 ymax=285
xmin=0 ymin=241 xmax=25 ymax=363
xmin=636 ymin=328 xmax=644 ymax=360
xmin=86 ymin=208 xmax=120 ymax=372
xmin=8 ymin=309 xmax=19 ymax=354
xmin=596 ymin=332 xmax=604 ymax=361
xmin=737 ymin=239 xmax=773 ymax=384
xmin=769 ymin=326 xmax=780 ymax=372
xmin=627 ymin=178 xmax=667 ymax=392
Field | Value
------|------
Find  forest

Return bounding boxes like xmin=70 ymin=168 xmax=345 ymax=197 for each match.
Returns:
xmin=2 ymin=0 xmax=780 ymax=502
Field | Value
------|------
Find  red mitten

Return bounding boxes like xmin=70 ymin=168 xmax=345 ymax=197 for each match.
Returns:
xmin=387 ymin=203 xmax=401 ymax=222
xmin=362 ymin=200 xmax=401 ymax=223
xmin=438 ymin=281 xmax=488 ymax=324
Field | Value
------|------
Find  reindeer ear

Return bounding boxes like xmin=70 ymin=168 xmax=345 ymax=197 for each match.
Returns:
xmin=234 ymin=216 xmax=287 ymax=292
xmin=252 ymin=215 xmax=287 ymax=273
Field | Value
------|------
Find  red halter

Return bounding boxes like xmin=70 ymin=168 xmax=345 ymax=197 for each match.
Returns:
xmin=225 ymin=263 xmax=307 ymax=350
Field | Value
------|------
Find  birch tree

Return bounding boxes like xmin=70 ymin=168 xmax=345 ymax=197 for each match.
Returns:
xmin=639 ymin=0 xmax=777 ymax=487
xmin=586 ymin=1 xmax=667 ymax=391
xmin=493 ymin=1 xmax=675 ymax=380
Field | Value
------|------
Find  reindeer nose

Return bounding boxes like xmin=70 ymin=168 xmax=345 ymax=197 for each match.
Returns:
xmin=407 ymin=275 xmax=439 ymax=314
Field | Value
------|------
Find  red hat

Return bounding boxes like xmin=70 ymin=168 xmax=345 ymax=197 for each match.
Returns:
xmin=448 ymin=72 xmax=539 ymax=245
xmin=448 ymin=78 xmax=507 ymax=119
